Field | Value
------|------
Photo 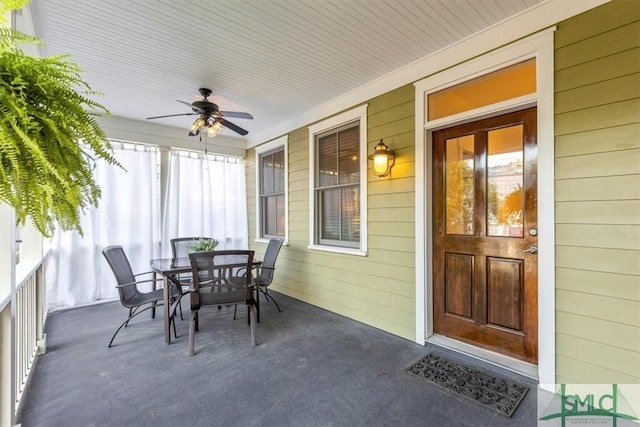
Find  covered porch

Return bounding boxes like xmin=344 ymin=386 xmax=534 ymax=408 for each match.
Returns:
xmin=18 ymin=292 xmax=538 ymax=426
xmin=2 ymin=0 xmax=637 ymax=425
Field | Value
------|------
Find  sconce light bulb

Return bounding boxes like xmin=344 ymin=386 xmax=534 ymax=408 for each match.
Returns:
xmin=373 ymin=155 xmax=389 ymax=176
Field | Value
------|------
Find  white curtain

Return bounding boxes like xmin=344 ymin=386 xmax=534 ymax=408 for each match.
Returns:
xmin=161 ymin=150 xmax=248 ymax=256
xmin=45 ymin=143 xmax=160 ymax=309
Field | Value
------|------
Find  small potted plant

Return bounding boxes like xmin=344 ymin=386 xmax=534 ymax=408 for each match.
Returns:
xmin=188 ymin=238 xmax=219 ymax=252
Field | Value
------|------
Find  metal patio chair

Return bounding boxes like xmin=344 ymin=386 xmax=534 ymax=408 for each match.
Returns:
xmin=254 ymin=238 xmax=283 ymax=321
xmin=102 ymin=245 xmax=178 ymax=347
xmin=187 ymin=250 xmax=257 ymax=355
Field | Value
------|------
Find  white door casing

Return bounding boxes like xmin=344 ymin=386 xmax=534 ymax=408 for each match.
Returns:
xmin=414 ymin=29 xmax=555 ymax=384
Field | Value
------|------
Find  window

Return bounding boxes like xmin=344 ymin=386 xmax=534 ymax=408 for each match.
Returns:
xmin=309 ymin=105 xmax=367 ymax=255
xmin=260 ymin=149 xmax=285 ymax=237
xmin=255 ymin=135 xmax=288 ymax=242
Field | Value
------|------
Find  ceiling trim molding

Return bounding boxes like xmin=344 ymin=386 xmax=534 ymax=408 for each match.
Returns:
xmin=246 ymin=0 xmax=609 ymax=148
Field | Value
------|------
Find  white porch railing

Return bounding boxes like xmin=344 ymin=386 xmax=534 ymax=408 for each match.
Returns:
xmin=0 ymin=259 xmax=46 ymax=427
xmin=15 ymin=260 xmax=46 ymax=408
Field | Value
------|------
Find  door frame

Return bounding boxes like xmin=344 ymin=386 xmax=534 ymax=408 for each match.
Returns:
xmin=414 ymin=29 xmax=555 ymax=384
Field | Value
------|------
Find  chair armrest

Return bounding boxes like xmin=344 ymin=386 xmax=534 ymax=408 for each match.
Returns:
xmin=134 ymin=271 xmax=156 ymax=277
xmin=115 ymin=277 xmax=162 ymax=288
xmin=235 ymin=267 xmax=251 ymax=276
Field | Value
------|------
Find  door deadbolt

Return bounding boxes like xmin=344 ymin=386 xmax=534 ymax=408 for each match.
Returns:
xmin=529 ymin=228 xmax=538 ymax=236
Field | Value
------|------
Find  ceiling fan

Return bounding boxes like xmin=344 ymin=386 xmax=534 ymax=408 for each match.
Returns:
xmin=146 ymin=88 xmax=253 ymax=136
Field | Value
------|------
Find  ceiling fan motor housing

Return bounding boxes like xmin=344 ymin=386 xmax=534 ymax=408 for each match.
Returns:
xmin=192 ymin=100 xmax=218 ymax=113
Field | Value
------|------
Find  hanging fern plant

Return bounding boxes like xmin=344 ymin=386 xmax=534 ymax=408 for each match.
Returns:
xmin=0 ymin=0 xmax=121 ymax=236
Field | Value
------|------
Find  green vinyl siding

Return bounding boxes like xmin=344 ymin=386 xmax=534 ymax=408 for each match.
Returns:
xmin=248 ymin=84 xmax=416 ymax=340
xmin=247 ymin=0 xmax=640 ymax=381
xmin=554 ymin=0 xmax=640 ymax=383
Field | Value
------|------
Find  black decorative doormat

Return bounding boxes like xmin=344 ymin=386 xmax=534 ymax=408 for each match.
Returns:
xmin=404 ymin=352 xmax=529 ymax=417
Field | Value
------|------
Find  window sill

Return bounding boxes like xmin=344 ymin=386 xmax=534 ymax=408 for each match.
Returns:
xmin=307 ymin=244 xmax=367 ymax=257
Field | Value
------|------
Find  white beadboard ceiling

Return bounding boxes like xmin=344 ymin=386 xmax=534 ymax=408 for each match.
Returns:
xmin=28 ymin=0 xmax=545 ymax=147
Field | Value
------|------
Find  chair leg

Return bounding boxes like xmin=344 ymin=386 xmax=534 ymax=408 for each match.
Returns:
xmin=233 ymin=303 xmax=257 ymax=324
xmin=125 ymin=308 xmax=134 ymax=327
xmin=188 ymin=310 xmax=197 ymax=356
xmin=109 ymin=304 xmax=158 ymax=347
xmin=169 ymin=300 xmax=180 ymax=339
xmin=108 ymin=318 xmax=130 ymax=348
xmin=168 ymin=278 xmax=186 ymax=321
xmin=172 ymin=313 xmax=178 ymax=339
xmin=262 ymin=288 xmax=282 ymax=312
xmin=173 ymin=290 xmax=184 ymax=321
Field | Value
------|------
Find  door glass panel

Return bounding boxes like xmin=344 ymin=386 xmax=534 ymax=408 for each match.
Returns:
xmin=487 ymin=125 xmax=524 ymax=237
xmin=445 ymin=135 xmax=475 ymax=235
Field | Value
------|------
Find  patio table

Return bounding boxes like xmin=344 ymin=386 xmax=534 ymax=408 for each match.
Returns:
xmin=151 ymin=255 xmax=261 ymax=344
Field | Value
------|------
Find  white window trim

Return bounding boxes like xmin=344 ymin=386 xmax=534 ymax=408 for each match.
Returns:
xmin=308 ymin=105 xmax=368 ymax=256
xmin=255 ymin=135 xmax=289 ymax=245
xmin=414 ymin=28 xmax=555 ymax=384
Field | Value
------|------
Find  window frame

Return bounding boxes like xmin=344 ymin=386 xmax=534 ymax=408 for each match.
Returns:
xmin=255 ymin=135 xmax=288 ymax=244
xmin=308 ymin=105 xmax=368 ymax=256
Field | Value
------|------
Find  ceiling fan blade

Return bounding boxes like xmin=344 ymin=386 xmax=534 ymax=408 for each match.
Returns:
xmin=176 ymin=100 xmax=194 ymax=108
xmin=219 ymin=111 xmax=253 ymax=120
xmin=146 ymin=112 xmax=198 ymax=120
xmin=219 ymin=118 xmax=248 ymax=136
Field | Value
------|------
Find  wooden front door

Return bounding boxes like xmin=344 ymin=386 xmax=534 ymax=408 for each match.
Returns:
xmin=433 ymin=108 xmax=538 ymax=364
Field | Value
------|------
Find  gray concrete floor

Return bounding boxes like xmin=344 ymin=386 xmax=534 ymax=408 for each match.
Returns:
xmin=18 ymin=292 xmax=539 ymax=426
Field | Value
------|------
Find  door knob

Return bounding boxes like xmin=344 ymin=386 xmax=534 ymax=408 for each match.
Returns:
xmin=522 ymin=246 xmax=538 ymax=254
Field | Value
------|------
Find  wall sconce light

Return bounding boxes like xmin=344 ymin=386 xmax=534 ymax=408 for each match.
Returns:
xmin=368 ymin=140 xmax=395 ymax=177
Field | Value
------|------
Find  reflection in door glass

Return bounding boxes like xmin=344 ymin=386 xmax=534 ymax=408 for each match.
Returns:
xmin=487 ymin=125 xmax=524 ymax=237
xmin=445 ymin=135 xmax=474 ymax=235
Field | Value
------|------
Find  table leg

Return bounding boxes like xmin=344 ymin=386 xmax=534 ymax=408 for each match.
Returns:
xmin=151 ymin=272 xmax=157 ymax=319
xmin=163 ymin=275 xmax=170 ymax=344
xmin=256 ymin=284 xmax=260 ymax=323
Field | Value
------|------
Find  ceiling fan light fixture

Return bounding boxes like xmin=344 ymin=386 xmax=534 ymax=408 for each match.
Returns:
xmin=207 ymin=121 xmax=223 ymax=137
xmin=190 ymin=117 xmax=205 ymax=134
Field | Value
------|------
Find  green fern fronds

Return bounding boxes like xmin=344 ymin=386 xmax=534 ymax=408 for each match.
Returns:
xmin=0 ymin=16 xmax=122 ymax=236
